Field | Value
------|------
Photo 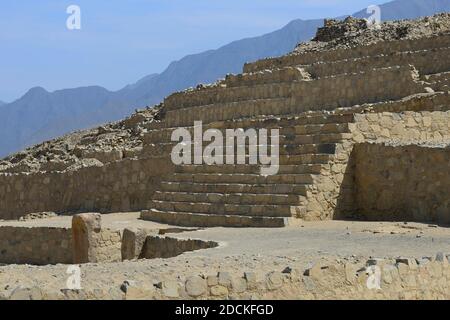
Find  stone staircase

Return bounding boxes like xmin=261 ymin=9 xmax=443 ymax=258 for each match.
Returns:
xmin=140 ymin=31 xmax=450 ymax=228
xmin=141 ymin=113 xmax=355 ymax=227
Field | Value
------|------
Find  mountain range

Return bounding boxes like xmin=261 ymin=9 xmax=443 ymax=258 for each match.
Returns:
xmin=1 ymin=0 xmax=449 ymax=157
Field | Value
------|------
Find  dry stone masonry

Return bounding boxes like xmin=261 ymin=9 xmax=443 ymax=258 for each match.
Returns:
xmin=0 ymin=14 xmax=450 ymax=300
xmin=0 ymin=14 xmax=449 ymax=227
xmin=0 ymin=15 xmax=449 ymax=248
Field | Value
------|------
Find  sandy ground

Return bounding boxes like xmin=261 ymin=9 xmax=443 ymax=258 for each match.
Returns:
xmin=1 ymin=213 xmax=449 ymax=298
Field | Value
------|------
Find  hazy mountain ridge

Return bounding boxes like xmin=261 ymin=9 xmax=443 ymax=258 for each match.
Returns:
xmin=1 ymin=0 xmax=449 ymax=157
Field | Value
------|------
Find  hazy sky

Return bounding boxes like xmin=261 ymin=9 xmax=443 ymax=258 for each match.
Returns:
xmin=0 ymin=0 xmax=387 ymax=102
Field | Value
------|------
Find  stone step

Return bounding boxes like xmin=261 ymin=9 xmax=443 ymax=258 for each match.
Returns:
xmin=160 ymin=181 xmax=310 ymax=194
xmin=166 ymin=173 xmax=314 ymax=184
xmin=153 ymin=191 xmax=301 ymax=205
xmin=150 ymin=200 xmax=293 ymax=217
xmin=145 ymin=122 xmax=350 ymax=142
xmin=174 ymin=164 xmax=325 ymax=174
xmin=279 ymin=153 xmax=332 ymax=165
xmin=143 ymin=113 xmax=355 ymax=142
xmin=145 ymin=141 xmax=337 ymax=157
xmin=141 ymin=209 xmax=288 ymax=228
xmin=166 ymin=153 xmax=332 ymax=165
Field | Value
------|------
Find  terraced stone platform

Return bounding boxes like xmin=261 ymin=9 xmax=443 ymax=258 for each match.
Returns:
xmin=0 ymin=14 xmax=449 ymax=230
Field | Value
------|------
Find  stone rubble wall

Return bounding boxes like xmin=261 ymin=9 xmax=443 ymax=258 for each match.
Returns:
xmin=0 ymin=227 xmax=72 ymax=265
xmin=243 ymin=33 xmax=450 ymax=73
xmin=354 ymin=143 xmax=450 ymax=223
xmin=0 ymin=156 xmax=173 ymax=219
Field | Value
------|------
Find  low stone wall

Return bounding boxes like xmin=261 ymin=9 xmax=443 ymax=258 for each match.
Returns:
xmin=354 ymin=143 xmax=450 ymax=223
xmin=146 ymin=255 xmax=450 ymax=300
xmin=0 ymin=156 xmax=173 ymax=219
xmin=140 ymin=236 xmax=218 ymax=259
xmin=0 ymin=227 xmax=72 ymax=265
xmin=15 ymin=253 xmax=450 ymax=300
xmin=0 ymin=224 xmax=122 ymax=265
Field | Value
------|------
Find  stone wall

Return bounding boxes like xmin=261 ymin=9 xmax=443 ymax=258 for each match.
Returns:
xmin=0 ymin=227 xmax=72 ymax=265
xmin=165 ymin=66 xmax=423 ymax=127
xmin=300 ymin=106 xmax=450 ymax=221
xmin=0 ymin=156 xmax=173 ymax=219
xmin=140 ymin=236 xmax=218 ymax=259
xmin=92 ymin=229 xmax=122 ymax=263
xmin=148 ymin=255 xmax=450 ymax=300
xmin=243 ymin=33 xmax=450 ymax=73
xmin=0 ymin=225 xmax=122 ymax=265
xmin=306 ymin=46 xmax=450 ymax=79
xmin=354 ymin=143 xmax=450 ymax=223
xmin=27 ymin=253 xmax=450 ymax=300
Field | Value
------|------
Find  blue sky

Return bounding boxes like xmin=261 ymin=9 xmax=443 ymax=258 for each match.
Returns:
xmin=0 ymin=0 xmax=387 ymax=102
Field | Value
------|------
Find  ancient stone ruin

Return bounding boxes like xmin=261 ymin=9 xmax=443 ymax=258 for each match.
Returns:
xmin=0 ymin=14 xmax=450 ymax=300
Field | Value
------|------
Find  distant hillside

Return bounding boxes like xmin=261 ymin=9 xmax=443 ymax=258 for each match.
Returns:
xmin=1 ymin=0 xmax=449 ymax=158
xmin=0 ymin=101 xmax=5 ymax=107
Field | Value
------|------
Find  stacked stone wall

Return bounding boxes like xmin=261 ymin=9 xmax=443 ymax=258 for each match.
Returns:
xmin=300 ymin=107 xmax=450 ymax=221
xmin=0 ymin=157 xmax=173 ymax=219
xmin=0 ymin=226 xmax=122 ymax=265
xmin=165 ymin=66 xmax=423 ymax=127
xmin=140 ymin=236 xmax=218 ymax=259
xmin=0 ymin=227 xmax=72 ymax=265
xmin=38 ymin=254 xmax=450 ymax=300
xmin=354 ymin=143 xmax=450 ymax=223
xmin=91 ymin=229 xmax=123 ymax=263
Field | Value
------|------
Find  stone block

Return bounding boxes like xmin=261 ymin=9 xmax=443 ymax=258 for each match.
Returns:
xmin=72 ymin=213 xmax=102 ymax=264
xmin=121 ymin=228 xmax=153 ymax=260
